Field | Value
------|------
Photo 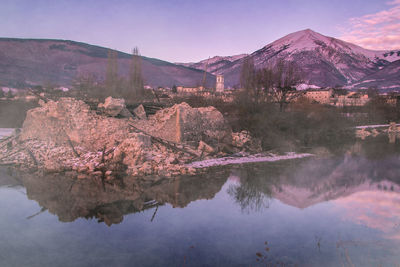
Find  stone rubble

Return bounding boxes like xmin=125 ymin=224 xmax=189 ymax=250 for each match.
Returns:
xmin=355 ymin=122 xmax=400 ymax=141
xmin=1 ymin=97 xmax=260 ymax=180
xmin=98 ymin=96 xmax=133 ymax=118
xmin=133 ymin=104 xmax=147 ymax=120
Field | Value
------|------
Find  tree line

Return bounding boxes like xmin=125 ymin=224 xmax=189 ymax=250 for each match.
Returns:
xmin=74 ymin=47 xmax=145 ymax=103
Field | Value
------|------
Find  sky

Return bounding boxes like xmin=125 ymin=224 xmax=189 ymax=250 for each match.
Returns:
xmin=1 ymin=0 xmax=399 ymax=62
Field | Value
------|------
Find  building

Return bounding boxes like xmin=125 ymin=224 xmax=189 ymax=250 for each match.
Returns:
xmin=176 ymin=86 xmax=204 ymax=94
xmin=304 ymin=89 xmax=334 ymax=104
xmin=216 ymin=75 xmax=224 ymax=92
xmin=333 ymin=92 xmax=369 ymax=106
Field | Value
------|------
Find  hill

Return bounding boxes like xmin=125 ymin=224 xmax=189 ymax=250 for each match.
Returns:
xmin=0 ymin=38 xmax=215 ymax=88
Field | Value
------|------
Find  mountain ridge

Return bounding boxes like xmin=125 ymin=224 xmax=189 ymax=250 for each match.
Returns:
xmin=180 ymin=29 xmax=400 ymax=89
xmin=1 ymin=29 xmax=399 ymax=90
xmin=0 ymin=37 xmax=215 ymax=88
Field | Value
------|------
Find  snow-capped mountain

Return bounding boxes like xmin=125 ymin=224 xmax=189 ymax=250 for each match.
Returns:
xmin=183 ymin=29 xmax=400 ymax=89
xmin=176 ymin=54 xmax=247 ymax=75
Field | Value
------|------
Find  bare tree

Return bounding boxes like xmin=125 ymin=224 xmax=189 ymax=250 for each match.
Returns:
xmin=129 ymin=47 xmax=144 ymax=99
xmin=255 ymin=68 xmax=274 ymax=103
xmin=240 ymin=57 xmax=256 ymax=93
xmin=270 ymin=60 xmax=302 ymax=111
xmin=238 ymin=57 xmax=302 ymax=110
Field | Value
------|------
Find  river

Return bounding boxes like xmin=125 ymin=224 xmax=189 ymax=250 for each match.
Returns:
xmin=0 ymin=135 xmax=399 ymax=266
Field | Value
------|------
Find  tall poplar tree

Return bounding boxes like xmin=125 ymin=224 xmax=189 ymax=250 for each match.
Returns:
xmin=106 ymin=49 xmax=118 ymax=95
xmin=129 ymin=47 xmax=144 ymax=98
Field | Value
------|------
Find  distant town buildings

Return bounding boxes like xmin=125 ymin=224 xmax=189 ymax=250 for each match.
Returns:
xmin=304 ymin=89 xmax=333 ymax=104
xmin=152 ymin=81 xmax=400 ymax=108
xmin=296 ymin=88 xmax=371 ymax=107
xmin=176 ymin=86 xmax=204 ymax=94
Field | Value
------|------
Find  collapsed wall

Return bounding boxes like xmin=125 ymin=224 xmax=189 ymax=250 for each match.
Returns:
xmin=133 ymin=102 xmax=232 ymax=146
xmin=1 ymin=97 xmax=239 ymax=179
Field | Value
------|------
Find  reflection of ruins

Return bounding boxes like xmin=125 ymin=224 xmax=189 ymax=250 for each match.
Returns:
xmin=4 ymin=169 xmax=229 ymax=226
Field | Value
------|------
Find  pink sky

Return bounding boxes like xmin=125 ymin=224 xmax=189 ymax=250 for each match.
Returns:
xmin=340 ymin=0 xmax=400 ymax=50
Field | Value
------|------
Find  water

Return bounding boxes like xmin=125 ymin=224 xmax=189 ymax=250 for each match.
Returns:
xmin=1 ymin=137 xmax=400 ymax=266
xmin=0 ymin=128 xmax=15 ymax=139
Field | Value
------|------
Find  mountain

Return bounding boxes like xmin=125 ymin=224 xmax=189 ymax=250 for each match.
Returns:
xmin=349 ymin=59 xmax=400 ymax=91
xmin=0 ymin=38 xmax=215 ymax=88
xmin=183 ymin=29 xmax=400 ymax=89
xmin=176 ymin=54 xmax=247 ymax=75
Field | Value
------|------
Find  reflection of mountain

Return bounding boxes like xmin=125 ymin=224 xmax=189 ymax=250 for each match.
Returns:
xmin=231 ymin=139 xmax=400 ymax=210
xmin=335 ymin=190 xmax=400 ymax=240
xmin=272 ymin=155 xmax=400 ymax=209
xmin=11 ymin=170 xmax=228 ymax=226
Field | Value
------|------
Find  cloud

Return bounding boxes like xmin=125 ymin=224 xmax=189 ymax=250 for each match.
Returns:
xmin=339 ymin=1 xmax=400 ymax=50
xmin=334 ymin=189 xmax=400 ymax=240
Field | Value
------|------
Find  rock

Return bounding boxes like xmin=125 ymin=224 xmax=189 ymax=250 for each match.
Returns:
xmin=140 ymin=162 xmax=153 ymax=175
xmin=44 ymin=159 xmax=64 ymax=173
xmin=146 ymin=102 xmax=232 ymax=146
xmin=100 ymin=96 xmax=133 ymax=118
xmin=388 ymin=122 xmax=398 ymax=133
xmin=87 ymin=162 xmax=96 ymax=172
xmin=20 ymin=98 xmax=132 ymax=151
xmin=133 ymin=104 xmax=147 ymax=120
xmin=232 ymin=131 xmax=251 ymax=148
xmin=232 ymin=130 xmax=262 ymax=152
xmin=371 ymin=128 xmax=379 ymax=137
xmin=356 ymin=128 xmax=371 ymax=139
xmin=198 ymin=141 xmax=214 ymax=154
xmin=38 ymin=99 xmax=46 ymax=107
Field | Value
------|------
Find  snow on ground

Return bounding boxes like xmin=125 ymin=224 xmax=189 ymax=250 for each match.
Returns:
xmin=355 ymin=124 xmax=400 ymax=129
xmin=296 ymin=83 xmax=320 ymax=90
xmin=187 ymin=152 xmax=313 ymax=168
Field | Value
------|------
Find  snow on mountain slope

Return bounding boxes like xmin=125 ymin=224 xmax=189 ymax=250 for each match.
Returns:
xmin=350 ymin=59 xmax=400 ymax=91
xmin=269 ymin=29 xmax=398 ymax=62
xmin=176 ymin=54 xmax=248 ymax=75
xmin=216 ymin=29 xmax=400 ymax=88
xmin=177 ymin=29 xmax=399 ymax=89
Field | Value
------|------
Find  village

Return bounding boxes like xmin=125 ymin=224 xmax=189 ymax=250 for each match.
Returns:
xmin=2 ymin=72 xmax=400 ymax=108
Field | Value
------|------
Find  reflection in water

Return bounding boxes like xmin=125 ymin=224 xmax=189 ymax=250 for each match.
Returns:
xmin=229 ymin=137 xmax=400 ymax=212
xmin=6 ymin=169 xmax=229 ymax=226
xmin=227 ymin=169 xmax=273 ymax=213
xmin=1 ymin=136 xmax=400 ymax=266
xmin=225 ymin=137 xmax=400 ymax=266
xmin=335 ymin=190 xmax=400 ymax=240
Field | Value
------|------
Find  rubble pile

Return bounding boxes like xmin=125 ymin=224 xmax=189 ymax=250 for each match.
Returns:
xmin=355 ymin=122 xmax=400 ymax=140
xmin=0 ymin=97 xmax=259 ymax=179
